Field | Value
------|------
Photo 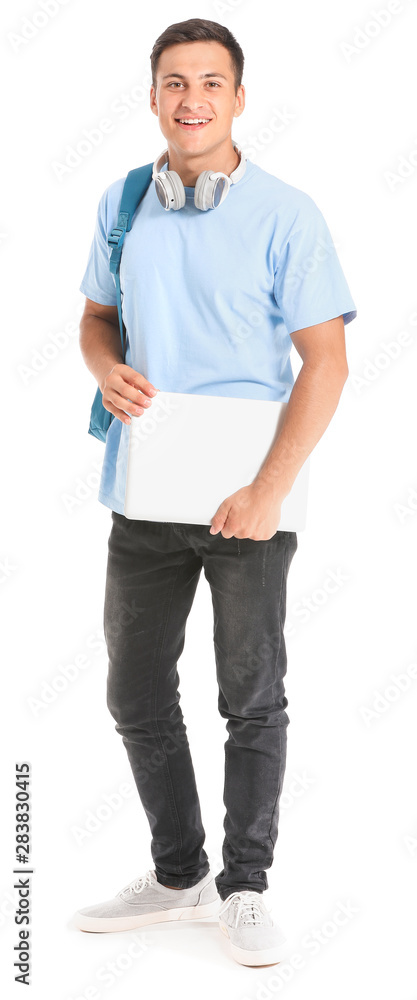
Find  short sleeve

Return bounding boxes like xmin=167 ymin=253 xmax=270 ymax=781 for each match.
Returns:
xmin=79 ymin=186 xmax=118 ymax=306
xmin=273 ymin=199 xmax=357 ymax=334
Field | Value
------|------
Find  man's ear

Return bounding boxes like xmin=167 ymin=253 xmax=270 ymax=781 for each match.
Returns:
xmin=234 ymin=84 xmax=245 ymax=118
xmin=150 ymin=87 xmax=158 ymax=117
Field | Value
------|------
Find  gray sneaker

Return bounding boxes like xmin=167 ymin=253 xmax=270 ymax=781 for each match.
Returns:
xmin=74 ymin=869 xmax=220 ymax=932
xmin=218 ymin=890 xmax=287 ymax=966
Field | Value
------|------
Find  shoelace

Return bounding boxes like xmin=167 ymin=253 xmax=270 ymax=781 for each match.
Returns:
xmin=218 ymin=890 xmax=269 ymax=926
xmin=119 ymin=870 xmax=154 ymax=899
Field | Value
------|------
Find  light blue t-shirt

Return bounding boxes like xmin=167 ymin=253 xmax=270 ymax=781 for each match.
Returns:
xmin=80 ymin=155 xmax=357 ymax=514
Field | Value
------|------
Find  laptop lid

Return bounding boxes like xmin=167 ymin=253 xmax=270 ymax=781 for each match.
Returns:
xmin=124 ymin=391 xmax=309 ymax=531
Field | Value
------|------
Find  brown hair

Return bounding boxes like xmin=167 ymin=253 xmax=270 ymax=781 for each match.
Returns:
xmin=150 ymin=17 xmax=245 ymax=96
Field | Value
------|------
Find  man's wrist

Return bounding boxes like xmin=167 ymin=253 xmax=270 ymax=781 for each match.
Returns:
xmin=100 ymin=366 xmax=112 ymax=395
xmin=99 ymin=361 xmax=121 ymax=395
xmin=251 ymin=475 xmax=288 ymax=503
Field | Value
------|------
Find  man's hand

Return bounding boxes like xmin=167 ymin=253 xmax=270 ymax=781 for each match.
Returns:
xmin=209 ymin=482 xmax=283 ymax=540
xmin=102 ymin=363 xmax=159 ymax=425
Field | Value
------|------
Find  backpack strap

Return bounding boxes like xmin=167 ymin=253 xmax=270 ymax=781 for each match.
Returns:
xmin=107 ymin=162 xmax=154 ymax=360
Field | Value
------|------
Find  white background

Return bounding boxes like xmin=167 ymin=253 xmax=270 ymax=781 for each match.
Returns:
xmin=2 ymin=0 xmax=417 ymax=997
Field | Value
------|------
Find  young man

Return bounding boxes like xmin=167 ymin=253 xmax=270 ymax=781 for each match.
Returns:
xmin=75 ymin=18 xmax=357 ymax=967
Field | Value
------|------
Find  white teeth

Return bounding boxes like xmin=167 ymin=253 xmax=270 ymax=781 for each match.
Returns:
xmin=178 ymin=119 xmax=210 ymax=124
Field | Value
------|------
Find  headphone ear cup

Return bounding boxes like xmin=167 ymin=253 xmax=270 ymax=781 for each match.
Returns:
xmin=155 ymin=169 xmax=186 ymax=210
xmin=194 ymin=170 xmax=230 ymax=211
xmin=194 ymin=170 xmax=213 ymax=211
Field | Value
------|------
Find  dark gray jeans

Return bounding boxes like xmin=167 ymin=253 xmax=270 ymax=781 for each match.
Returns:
xmin=104 ymin=511 xmax=297 ymax=902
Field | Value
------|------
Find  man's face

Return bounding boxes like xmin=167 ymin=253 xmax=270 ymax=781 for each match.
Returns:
xmin=150 ymin=40 xmax=245 ymax=155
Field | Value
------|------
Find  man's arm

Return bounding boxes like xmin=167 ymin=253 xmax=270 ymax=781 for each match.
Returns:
xmin=252 ymin=314 xmax=349 ymax=499
xmin=209 ymin=314 xmax=349 ymax=537
xmin=79 ymin=297 xmax=159 ymax=424
xmin=79 ymin=298 xmax=123 ymax=393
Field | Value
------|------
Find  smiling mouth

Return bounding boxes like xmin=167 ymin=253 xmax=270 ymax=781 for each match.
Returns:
xmin=175 ymin=118 xmax=212 ymax=131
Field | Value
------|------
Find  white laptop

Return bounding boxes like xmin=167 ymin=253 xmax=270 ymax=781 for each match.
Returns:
xmin=124 ymin=390 xmax=310 ymax=531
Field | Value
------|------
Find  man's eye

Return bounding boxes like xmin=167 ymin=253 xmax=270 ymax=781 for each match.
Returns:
xmin=167 ymin=81 xmax=220 ymax=87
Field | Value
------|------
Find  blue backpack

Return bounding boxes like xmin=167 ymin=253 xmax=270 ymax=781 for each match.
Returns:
xmin=87 ymin=162 xmax=154 ymax=442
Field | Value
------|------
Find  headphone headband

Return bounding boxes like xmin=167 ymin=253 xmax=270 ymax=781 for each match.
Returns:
xmin=152 ymin=142 xmax=247 ymax=211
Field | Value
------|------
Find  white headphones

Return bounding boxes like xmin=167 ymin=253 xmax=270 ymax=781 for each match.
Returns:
xmin=152 ymin=141 xmax=247 ymax=211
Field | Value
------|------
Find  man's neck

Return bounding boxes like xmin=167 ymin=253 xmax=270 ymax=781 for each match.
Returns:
xmin=166 ymin=143 xmax=240 ymax=188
